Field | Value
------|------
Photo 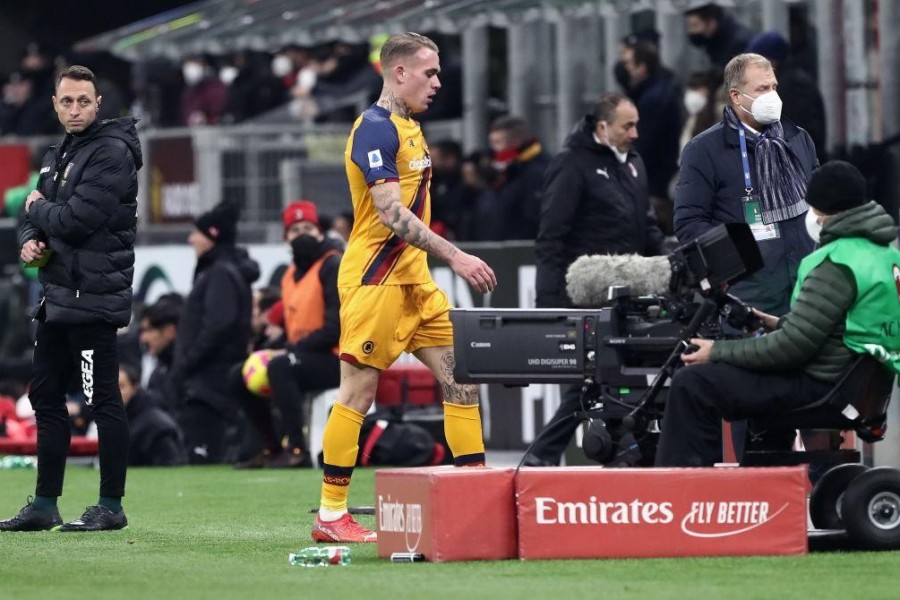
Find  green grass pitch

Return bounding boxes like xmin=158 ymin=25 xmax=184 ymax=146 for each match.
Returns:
xmin=1 ymin=465 xmax=899 ymax=600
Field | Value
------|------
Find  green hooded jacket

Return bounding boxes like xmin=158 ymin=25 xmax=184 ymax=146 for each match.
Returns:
xmin=710 ymin=201 xmax=898 ymax=383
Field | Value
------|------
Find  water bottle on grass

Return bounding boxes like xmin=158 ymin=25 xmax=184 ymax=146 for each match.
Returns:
xmin=0 ymin=456 xmax=37 ymax=469
xmin=289 ymin=546 xmax=351 ymax=567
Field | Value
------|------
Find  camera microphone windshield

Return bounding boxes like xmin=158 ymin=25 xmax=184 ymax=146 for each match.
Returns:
xmin=566 ymin=223 xmax=763 ymax=306
xmin=567 ymin=254 xmax=671 ymax=307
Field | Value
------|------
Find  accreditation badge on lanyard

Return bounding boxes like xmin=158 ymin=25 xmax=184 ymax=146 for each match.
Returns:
xmin=738 ymin=127 xmax=779 ymax=242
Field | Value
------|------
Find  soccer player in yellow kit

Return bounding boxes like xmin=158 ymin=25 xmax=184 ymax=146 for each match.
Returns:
xmin=311 ymin=32 xmax=497 ymax=543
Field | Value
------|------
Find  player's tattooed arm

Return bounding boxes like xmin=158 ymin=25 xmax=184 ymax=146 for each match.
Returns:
xmin=371 ymin=182 xmax=460 ymax=262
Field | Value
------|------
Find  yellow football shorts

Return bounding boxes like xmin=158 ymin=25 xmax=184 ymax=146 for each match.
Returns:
xmin=338 ymin=281 xmax=454 ymax=370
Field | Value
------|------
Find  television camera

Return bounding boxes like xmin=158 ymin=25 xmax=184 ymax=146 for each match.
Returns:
xmin=451 ymin=223 xmax=764 ymax=466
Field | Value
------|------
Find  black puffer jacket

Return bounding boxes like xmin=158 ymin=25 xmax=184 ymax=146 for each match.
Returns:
xmin=535 ymin=117 xmax=666 ymax=308
xmin=20 ymin=117 xmax=142 ymax=327
xmin=172 ymin=244 xmax=259 ymax=413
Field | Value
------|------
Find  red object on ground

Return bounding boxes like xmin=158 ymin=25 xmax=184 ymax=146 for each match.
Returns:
xmin=516 ymin=466 xmax=808 ymax=559
xmin=375 ymin=467 xmax=518 ymax=562
xmin=0 ymin=436 xmax=99 ymax=456
xmin=375 ymin=366 xmax=441 ymax=408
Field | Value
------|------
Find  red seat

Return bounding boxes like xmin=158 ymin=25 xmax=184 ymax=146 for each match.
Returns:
xmin=375 ymin=366 xmax=441 ymax=408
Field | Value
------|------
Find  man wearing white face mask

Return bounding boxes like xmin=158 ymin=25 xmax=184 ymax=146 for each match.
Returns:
xmin=675 ymin=53 xmax=818 ymax=317
xmin=179 ymin=55 xmax=227 ymax=127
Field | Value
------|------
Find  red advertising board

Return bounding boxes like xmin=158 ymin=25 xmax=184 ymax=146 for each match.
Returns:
xmin=517 ymin=467 xmax=808 ymax=559
xmin=375 ymin=467 xmax=517 ymax=562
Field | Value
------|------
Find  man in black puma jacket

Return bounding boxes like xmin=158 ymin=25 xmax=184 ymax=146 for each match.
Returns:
xmin=2 ymin=66 xmax=141 ymax=532
xmin=528 ymin=92 xmax=666 ymax=466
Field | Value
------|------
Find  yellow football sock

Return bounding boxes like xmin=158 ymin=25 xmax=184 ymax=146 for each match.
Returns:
xmin=443 ymin=401 xmax=486 ymax=466
xmin=320 ymin=402 xmax=366 ymax=513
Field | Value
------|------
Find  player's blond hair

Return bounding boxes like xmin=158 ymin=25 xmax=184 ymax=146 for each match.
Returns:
xmin=380 ymin=32 xmax=439 ymax=71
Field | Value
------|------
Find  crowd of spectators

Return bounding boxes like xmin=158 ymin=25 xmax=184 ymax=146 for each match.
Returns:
xmin=1 ymin=5 xmax=829 ymax=244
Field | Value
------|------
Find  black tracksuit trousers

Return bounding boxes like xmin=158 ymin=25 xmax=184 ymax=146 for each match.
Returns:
xmin=31 ymin=320 xmax=129 ymax=498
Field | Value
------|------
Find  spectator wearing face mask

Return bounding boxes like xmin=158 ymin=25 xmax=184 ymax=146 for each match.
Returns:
xmin=679 ymin=70 xmax=724 ymax=156
xmin=179 ymin=55 xmax=228 ymax=126
xmin=234 ymin=201 xmax=343 ymax=469
xmin=220 ymin=51 xmax=288 ymax=124
xmin=484 ymin=116 xmax=551 ymax=241
xmin=684 ymin=3 xmax=755 ymax=69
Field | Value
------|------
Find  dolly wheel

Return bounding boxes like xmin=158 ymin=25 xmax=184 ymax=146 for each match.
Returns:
xmin=842 ymin=467 xmax=900 ymax=550
xmin=809 ymin=463 xmax=869 ymax=530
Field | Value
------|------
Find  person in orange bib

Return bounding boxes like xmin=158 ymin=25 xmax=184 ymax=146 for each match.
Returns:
xmin=235 ymin=200 xmax=342 ymax=469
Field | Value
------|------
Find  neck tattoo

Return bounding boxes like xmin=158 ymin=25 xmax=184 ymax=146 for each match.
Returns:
xmin=377 ymin=89 xmax=411 ymax=119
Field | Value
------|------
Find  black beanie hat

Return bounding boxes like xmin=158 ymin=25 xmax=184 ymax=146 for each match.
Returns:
xmin=194 ymin=201 xmax=239 ymax=245
xmin=805 ymin=160 xmax=867 ymax=214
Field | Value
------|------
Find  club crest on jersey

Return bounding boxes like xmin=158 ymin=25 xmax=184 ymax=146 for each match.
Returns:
xmin=368 ymin=150 xmax=383 ymax=168
xmin=60 ymin=162 xmax=75 ymax=187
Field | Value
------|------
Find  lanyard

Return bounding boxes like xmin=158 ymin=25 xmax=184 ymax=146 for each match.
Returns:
xmin=737 ymin=126 xmax=753 ymax=194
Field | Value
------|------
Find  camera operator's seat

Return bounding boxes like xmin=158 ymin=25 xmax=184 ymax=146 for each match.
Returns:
xmin=741 ymin=354 xmax=895 ymax=467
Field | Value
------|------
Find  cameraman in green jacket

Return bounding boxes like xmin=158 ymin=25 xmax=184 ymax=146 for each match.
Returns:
xmin=656 ymin=161 xmax=900 ymax=467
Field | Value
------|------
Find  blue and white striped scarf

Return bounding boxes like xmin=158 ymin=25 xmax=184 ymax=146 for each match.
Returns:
xmin=724 ymin=107 xmax=808 ymax=224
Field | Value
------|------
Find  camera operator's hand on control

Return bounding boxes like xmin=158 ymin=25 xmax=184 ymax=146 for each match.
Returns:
xmin=750 ymin=308 xmax=779 ymax=332
xmin=682 ymin=338 xmax=713 ymax=365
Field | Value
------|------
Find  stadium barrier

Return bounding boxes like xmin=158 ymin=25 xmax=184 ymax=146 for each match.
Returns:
xmin=516 ymin=466 xmax=808 ymax=559
xmin=375 ymin=466 xmax=808 ymax=561
xmin=375 ymin=467 xmax=518 ymax=562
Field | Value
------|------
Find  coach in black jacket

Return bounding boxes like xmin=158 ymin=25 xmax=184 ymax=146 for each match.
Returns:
xmin=528 ymin=93 xmax=665 ymax=466
xmin=172 ymin=200 xmax=259 ymax=464
xmin=536 ymin=92 xmax=665 ymax=309
xmin=2 ymin=66 xmax=141 ymax=533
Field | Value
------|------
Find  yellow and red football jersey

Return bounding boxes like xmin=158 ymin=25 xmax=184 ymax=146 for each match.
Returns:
xmin=340 ymin=104 xmax=433 ymax=287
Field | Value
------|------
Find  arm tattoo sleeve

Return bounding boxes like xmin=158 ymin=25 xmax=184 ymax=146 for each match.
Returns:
xmin=371 ymin=182 xmax=459 ymax=263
